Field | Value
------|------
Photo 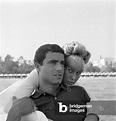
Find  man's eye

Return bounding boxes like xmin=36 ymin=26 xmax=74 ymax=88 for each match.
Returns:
xmin=52 ymin=61 xmax=56 ymax=64
xmin=49 ymin=60 xmax=56 ymax=64
xmin=61 ymin=61 xmax=65 ymax=65
xmin=50 ymin=62 xmax=55 ymax=65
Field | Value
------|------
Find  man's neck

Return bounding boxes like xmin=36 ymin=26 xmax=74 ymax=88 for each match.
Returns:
xmin=39 ymin=82 xmax=59 ymax=96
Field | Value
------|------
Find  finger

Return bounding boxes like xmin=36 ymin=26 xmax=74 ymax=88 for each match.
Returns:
xmin=12 ymin=96 xmax=17 ymax=102
xmin=28 ymin=98 xmax=36 ymax=111
xmin=34 ymin=106 xmax=38 ymax=111
xmin=30 ymin=98 xmax=36 ymax=107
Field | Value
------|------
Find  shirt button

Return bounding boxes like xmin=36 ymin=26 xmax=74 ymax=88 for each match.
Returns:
xmin=43 ymin=93 xmax=46 ymax=95
xmin=67 ymin=87 xmax=71 ymax=91
xmin=55 ymin=97 xmax=57 ymax=99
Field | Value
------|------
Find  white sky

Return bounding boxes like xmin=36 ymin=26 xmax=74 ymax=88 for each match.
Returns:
xmin=0 ymin=0 xmax=116 ymax=62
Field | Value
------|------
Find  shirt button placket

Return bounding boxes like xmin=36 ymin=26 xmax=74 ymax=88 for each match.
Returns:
xmin=67 ymin=87 xmax=71 ymax=91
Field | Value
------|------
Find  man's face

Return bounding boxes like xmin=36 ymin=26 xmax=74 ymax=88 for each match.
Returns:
xmin=39 ymin=52 xmax=64 ymax=85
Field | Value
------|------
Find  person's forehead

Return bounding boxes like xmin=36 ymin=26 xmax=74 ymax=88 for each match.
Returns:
xmin=43 ymin=52 xmax=64 ymax=63
xmin=66 ymin=56 xmax=84 ymax=72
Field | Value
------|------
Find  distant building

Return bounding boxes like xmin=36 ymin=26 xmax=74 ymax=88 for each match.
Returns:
xmin=93 ymin=57 xmax=116 ymax=67
xmin=93 ymin=61 xmax=99 ymax=66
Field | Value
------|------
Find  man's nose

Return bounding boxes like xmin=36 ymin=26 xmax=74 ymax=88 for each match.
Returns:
xmin=56 ymin=63 xmax=64 ymax=71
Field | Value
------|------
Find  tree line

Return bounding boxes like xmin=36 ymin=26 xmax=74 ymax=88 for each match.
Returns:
xmin=0 ymin=55 xmax=34 ymax=74
xmin=0 ymin=54 xmax=116 ymax=74
xmin=84 ymin=61 xmax=116 ymax=72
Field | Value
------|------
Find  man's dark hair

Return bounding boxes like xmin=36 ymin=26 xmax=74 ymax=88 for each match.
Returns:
xmin=34 ymin=44 xmax=64 ymax=65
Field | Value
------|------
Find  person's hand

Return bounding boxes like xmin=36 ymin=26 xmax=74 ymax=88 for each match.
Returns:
xmin=6 ymin=96 xmax=36 ymax=121
xmin=84 ymin=113 xmax=99 ymax=121
xmin=11 ymin=96 xmax=36 ymax=116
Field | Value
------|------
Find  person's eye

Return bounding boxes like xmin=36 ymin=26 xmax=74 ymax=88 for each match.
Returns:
xmin=76 ymin=71 xmax=82 ymax=75
xmin=61 ymin=61 xmax=65 ymax=65
xmin=50 ymin=62 xmax=56 ymax=65
xmin=49 ymin=60 xmax=57 ymax=65
xmin=53 ymin=61 xmax=57 ymax=64
xmin=76 ymin=72 xmax=80 ymax=75
xmin=67 ymin=68 xmax=72 ymax=73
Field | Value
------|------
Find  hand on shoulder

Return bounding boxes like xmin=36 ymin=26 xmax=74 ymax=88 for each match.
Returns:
xmin=11 ymin=96 xmax=36 ymax=116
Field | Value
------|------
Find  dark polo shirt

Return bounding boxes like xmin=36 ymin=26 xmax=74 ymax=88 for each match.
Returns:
xmin=30 ymin=84 xmax=90 ymax=121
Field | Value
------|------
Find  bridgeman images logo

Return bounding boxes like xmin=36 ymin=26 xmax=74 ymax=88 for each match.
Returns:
xmin=55 ymin=101 xmax=92 ymax=115
xmin=55 ymin=100 xmax=116 ymax=115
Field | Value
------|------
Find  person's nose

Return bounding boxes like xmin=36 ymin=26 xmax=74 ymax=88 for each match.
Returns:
xmin=56 ymin=63 xmax=64 ymax=71
xmin=71 ymin=73 xmax=76 ymax=80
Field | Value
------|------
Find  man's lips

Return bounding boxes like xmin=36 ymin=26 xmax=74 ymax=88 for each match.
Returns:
xmin=54 ymin=74 xmax=62 ymax=78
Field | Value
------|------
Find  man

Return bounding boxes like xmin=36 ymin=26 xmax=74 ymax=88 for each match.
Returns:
xmin=6 ymin=43 xmax=99 ymax=121
xmin=6 ymin=43 xmax=65 ymax=121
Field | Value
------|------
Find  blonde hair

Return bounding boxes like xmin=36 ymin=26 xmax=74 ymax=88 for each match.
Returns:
xmin=62 ymin=41 xmax=91 ymax=64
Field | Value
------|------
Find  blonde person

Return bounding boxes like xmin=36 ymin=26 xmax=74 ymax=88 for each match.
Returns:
xmin=5 ymin=42 xmax=99 ymax=121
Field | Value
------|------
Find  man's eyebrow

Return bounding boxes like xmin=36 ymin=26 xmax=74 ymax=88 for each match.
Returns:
xmin=47 ymin=60 xmax=58 ymax=63
xmin=48 ymin=60 xmax=65 ymax=64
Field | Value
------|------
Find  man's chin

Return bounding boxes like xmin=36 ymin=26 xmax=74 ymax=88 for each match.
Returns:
xmin=53 ymin=80 xmax=62 ymax=85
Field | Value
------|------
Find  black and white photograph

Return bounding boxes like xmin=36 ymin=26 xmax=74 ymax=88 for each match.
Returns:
xmin=0 ymin=0 xmax=116 ymax=121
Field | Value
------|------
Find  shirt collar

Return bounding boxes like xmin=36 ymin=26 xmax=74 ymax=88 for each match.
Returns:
xmin=31 ymin=89 xmax=44 ymax=98
xmin=59 ymin=83 xmax=69 ymax=91
xmin=59 ymin=83 xmax=72 ymax=91
xmin=31 ymin=84 xmax=68 ymax=99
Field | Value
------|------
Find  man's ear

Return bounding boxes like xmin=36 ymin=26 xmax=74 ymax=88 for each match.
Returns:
xmin=34 ymin=62 xmax=41 ymax=73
